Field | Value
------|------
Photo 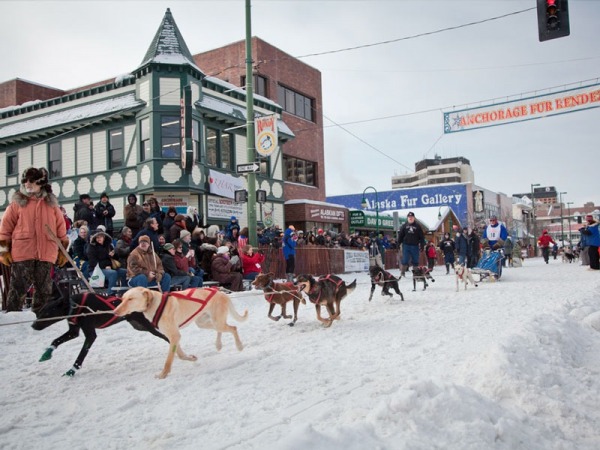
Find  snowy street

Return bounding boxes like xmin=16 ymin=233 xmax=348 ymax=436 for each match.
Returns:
xmin=1 ymin=257 xmax=599 ymax=450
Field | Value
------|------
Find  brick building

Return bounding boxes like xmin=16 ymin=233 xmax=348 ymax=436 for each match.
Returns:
xmin=194 ymin=37 xmax=325 ymax=203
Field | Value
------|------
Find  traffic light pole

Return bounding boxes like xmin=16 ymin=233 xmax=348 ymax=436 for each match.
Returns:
xmin=245 ymin=0 xmax=257 ymax=247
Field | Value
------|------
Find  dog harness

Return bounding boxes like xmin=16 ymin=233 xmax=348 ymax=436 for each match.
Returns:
xmin=69 ymin=292 xmax=120 ymax=328
xmin=307 ymin=275 xmax=343 ymax=304
xmin=151 ymin=288 xmax=219 ymax=328
xmin=263 ymin=281 xmax=298 ymax=303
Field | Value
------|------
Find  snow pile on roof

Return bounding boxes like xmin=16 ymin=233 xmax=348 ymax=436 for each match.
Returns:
xmin=0 ymin=94 xmax=144 ymax=139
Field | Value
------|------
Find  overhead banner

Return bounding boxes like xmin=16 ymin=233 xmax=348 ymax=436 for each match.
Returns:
xmin=443 ymin=83 xmax=600 ymax=133
xmin=208 ymin=169 xmax=244 ymax=199
xmin=255 ymin=115 xmax=277 ymax=156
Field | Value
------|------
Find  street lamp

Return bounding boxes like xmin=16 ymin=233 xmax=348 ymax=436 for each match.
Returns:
xmin=559 ymin=191 xmax=567 ymax=245
xmin=361 ymin=186 xmax=379 ymax=236
xmin=531 ymin=183 xmax=540 ymax=256
xmin=567 ymin=201 xmax=574 ymax=243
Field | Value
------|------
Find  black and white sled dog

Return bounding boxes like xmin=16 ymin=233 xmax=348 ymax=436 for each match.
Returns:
xmin=454 ymin=263 xmax=478 ymax=292
xmin=368 ymin=265 xmax=404 ymax=301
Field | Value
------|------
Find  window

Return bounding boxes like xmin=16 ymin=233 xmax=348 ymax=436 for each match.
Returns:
xmin=284 ymin=156 xmax=316 ymax=186
xmin=7 ymin=153 xmax=17 ymax=176
xmin=241 ymin=74 xmax=268 ymax=97
xmin=205 ymin=127 xmax=234 ymax=170
xmin=49 ymin=142 xmax=61 ymax=178
xmin=277 ymin=85 xmax=314 ymax=122
xmin=109 ymin=128 xmax=124 ymax=168
xmin=161 ymin=115 xmax=180 ymax=158
xmin=140 ymin=118 xmax=150 ymax=161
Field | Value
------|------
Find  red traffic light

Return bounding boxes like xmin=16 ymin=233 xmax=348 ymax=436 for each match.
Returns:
xmin=546 ymin=0 xmax=559 ymax=30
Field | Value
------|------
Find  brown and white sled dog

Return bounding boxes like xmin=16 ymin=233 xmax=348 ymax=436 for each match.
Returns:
xmin=114 ymin=287 xmax=248 ymax=379
xmin=454 ymin=263 xmax=478 ymax=292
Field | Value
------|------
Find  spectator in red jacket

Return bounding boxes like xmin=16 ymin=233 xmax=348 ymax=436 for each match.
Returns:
xmin=537 ymin=230 xmax=556 ymax=264
xmin=240 ymin=245 xmax=265 ymax=281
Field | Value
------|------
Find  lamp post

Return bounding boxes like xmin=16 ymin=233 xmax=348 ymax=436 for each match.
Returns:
xmin=567 ymin=201 xmax=574 ymax=243
xmin=361 ymin=186 xmax=379 ymax=236
xmin=531 ymin=183 xmax=540 ymax=256
xmin=559 ymin=191 xmax=567 ymax=245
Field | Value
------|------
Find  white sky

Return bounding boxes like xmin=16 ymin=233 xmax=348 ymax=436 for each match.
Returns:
xmin=1 ymin=258 xmax=600 ymax=448
xmin=0 ymin=0 xmax=599 ymax=206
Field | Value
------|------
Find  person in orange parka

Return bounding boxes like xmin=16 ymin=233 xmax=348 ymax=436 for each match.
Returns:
xmin=537 ymin=229 xmax=556 ymax=264
xmin=0 ymin=167 xmax=68 ymax=314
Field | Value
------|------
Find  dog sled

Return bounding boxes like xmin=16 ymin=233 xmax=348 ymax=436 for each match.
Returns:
xmin=471 ymin=250 xmax=503 ymax=282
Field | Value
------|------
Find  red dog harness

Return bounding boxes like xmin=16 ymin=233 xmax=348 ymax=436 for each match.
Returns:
xmin=151 ymin=288 xmax=219 ymax=328
xmin=264 ymin=282 xmax=298 ymax=303
xmin=307 ymin=274 xmax=343 ymax=304
xmin=70 ymin=292 xmax=120 ymax=328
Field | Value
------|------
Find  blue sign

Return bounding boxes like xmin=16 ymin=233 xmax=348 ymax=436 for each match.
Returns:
xmin=327 ymin=184 xmax=470 ymax=226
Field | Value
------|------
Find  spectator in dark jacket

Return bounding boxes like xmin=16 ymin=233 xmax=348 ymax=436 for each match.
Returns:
xmin=131 ymin=217 xmax=161 ymax=252
xmin=162 ymin=207 xmax=178 ymax=238
xmin=87 ymin=231 xmax=126 ymax=295
xmin=161 ymin=243 xmax=193 ymax=290
xmin=94 ymin=192 xmax=116 ymax=237
xmin=439 ymin=232 xmax=456 ymax=274
xmin=467 ymin=229 xmax=481 ymax=268
xmin=455 ymin=227 xmax=469 ymax=266
xmin=73 ymin=194 xmax=97 ymax=230
xmin=397 ymin=212 xmax=426 ymax=276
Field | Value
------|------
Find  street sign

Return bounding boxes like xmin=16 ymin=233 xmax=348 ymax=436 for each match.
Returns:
xmin=236 ymin=162 xmax=260 ymax=174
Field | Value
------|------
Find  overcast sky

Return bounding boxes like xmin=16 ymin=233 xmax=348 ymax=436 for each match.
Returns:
xmin=1 ymin=0 xmax=598 ymax=208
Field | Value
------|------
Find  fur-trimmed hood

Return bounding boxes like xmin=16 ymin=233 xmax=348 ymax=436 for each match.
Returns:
xmin=12 ymin=187 xmax=59 ymax=208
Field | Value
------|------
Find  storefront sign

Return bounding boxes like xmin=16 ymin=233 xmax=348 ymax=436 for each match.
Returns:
xmin=207 ymin=196 xmax=243 ymax=220
xmin=208 ymin=169 xmax=244 ymax=199
xmin=443 ymin=82 xmax=600 ymax=133
xmin=349 ymin=211 xmax=394 ymax=229
xmin=308 ymin=207 xmax=346 ymax=222
xmin=344 ymin=250 xmax=370 ymax=272
xmin=155 ymin=194 xmax=189 ymax=214
xmin=327 ymin=184 xmax=469 ymax=227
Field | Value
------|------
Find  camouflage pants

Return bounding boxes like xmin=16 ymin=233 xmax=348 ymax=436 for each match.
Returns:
xmin=6 ymin=260 xmax=52 ymax=314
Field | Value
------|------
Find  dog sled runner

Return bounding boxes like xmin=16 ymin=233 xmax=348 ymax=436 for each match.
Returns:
xmin=471 ymin=250 xmax=503 ymax=282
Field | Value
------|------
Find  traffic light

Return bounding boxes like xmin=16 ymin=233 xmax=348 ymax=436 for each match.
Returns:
xmin=537 ymin=0 xmax=570 ymax=42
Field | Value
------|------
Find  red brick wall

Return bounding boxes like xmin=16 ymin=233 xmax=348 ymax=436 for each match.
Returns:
xmin=194 ymin=37 xmax=325 ymax=202
xmin=0 ymin=79 xmax=64 ymax=109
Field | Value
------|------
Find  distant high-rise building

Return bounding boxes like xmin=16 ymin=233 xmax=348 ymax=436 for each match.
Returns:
xmin=391 ymin=155 xmax=474 ymax=188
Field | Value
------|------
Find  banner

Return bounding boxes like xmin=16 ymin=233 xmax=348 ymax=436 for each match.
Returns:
xmin=344 ymin=250 xmax=370 ymax=272
xmin=255 ymin=115 xmax=277 ymax=156
xmin=444 ymin=83 xmax=600 ymax=133
xmin=207 ymin=196 xmax=243 ymax=220
xmin=208 ymin=169 xmax=244 ymax=199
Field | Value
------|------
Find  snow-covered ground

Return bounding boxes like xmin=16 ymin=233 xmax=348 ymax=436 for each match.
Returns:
xmin=1 ymin=257 xmax=599 ymax=450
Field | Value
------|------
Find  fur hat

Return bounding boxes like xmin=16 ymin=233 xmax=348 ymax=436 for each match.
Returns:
xmin=21 ymin=167 xmax=49 ymax=186
xmin=217 ymin=246 xmax=229 ymax=255
xmin=139 ymin=235 xmax=151 ymax=244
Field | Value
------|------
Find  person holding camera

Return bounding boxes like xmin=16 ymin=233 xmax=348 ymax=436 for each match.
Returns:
xmin=240 ymin=245 xmax=265 ymax=281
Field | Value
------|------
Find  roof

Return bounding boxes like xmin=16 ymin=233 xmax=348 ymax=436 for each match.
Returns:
xmin=386 ymin=205 xmax=458 ymax=232
xmin=0 ymin=93 xmax=145 ymax=140
xmin=138 ymin=8 xmax=204 ymax=75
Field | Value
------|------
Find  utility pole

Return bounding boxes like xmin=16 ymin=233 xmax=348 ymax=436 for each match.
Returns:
xmin=245 ymin=0 xmax=257 ymax=247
